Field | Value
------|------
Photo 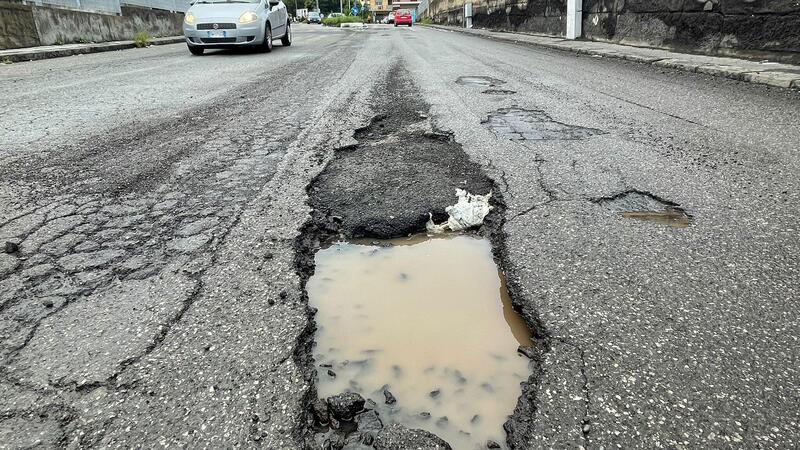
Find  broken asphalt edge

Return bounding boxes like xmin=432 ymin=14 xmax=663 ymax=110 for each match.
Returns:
xmin=0 ymin=36 xmax=185 ymax=64
xmin=423 ymin=25 xmax=800 ymax=90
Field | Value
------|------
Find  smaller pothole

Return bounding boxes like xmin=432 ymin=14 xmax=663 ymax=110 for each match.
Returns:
xmin=482 ymin=89 xmax=517 ymax=95
xmin=484 ymin=107 xmax=604 ymax=141
xmin=595 ymin=191 xmax=693 ymax=228
xmin=456 ymin=76 xmax=506 ymax=87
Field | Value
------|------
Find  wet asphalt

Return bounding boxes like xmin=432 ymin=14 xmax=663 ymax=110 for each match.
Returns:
xmin=1 ymin=23 xmax=799 ymax=449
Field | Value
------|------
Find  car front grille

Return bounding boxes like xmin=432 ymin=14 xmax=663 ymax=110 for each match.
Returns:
xmin=197 ymin=23 xmax=236 ymax=30
xmin=200 ymin=37 xmax=237 ymax=43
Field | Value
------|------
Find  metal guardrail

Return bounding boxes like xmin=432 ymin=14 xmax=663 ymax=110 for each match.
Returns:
xmin=25 ymin=0 xmax=191 ymax=14
xmin=29 ymin=0 xmax=121 ymax=14
xmin=121 ymin=0 xmax=192 ymax=12
xmin=417 ymin=0 xmax=428 ymax=16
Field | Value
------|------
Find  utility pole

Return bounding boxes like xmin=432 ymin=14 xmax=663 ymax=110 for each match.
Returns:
xmin=566 ymin=0 xmax=582 ymax=39
xmin=315 ymin=0 xmax=319 ymax=12
xmin=340 ymin=0 xmax=343 ymax=13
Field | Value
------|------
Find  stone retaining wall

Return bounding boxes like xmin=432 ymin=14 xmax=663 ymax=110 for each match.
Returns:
xmin=0 ymin=2 xmax=183 ymax=50
xmin=427 ymin=0 xmax=800 ymax=63
xmin=0 ymin=1 xmax=39 ymax=48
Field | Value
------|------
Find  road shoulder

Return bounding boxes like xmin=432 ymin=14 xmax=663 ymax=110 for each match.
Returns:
xmin=0 ymin=36 xmax=184 ymax=63
xmin=424 ymin=25 xmax=800 ymax=89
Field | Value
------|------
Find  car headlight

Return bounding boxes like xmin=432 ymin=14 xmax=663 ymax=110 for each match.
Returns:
xmin=239 ymin=11 xmax=258 ymax=24
xmin=185 ymin=12 xmax=195 ymax=24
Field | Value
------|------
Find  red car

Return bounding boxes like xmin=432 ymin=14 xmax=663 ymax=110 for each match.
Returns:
xmin=394 ymin=9 xmax=412 ymax=27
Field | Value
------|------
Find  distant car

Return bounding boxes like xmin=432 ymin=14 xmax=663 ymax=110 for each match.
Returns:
xmin=308 ymin=11 xmax=322 ymax=23
xmin=386 ymin=11 xmax=395 ymax=24
xmin=183 ymin=0 xmax=291 ymax=55
xmin=394 ymin=9 xmax=411 ymax=27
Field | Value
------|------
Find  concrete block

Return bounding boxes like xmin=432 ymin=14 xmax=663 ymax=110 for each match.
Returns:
xmin=741 ymin=71 xmax=800 ymax=89
xmin=620 ymin=52 xmax=663 ymax=63
xmin=653 ymin=58 xmax=701 ymax=72
xmin=695 ymin=63 xmax=751 ymax=80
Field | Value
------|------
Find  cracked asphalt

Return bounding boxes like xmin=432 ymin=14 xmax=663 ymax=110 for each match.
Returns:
xmin=1 ymin=23 xmax=799 ymax=449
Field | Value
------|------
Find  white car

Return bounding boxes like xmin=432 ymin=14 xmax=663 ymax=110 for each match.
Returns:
xmin=183 ymin=0 xmax=291 ymax=55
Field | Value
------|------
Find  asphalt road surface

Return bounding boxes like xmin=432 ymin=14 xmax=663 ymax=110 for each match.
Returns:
xmin=1 ymin=23 xmax=798 ymax=449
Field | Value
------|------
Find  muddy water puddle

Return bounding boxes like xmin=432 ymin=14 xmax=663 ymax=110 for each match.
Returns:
xmin=309 ymin=234 xmax=532 ymax=449
xmin=622 ymin=209 xmax=692 ymax=227
xmin=457 ymin=76 xmax=506 ymax=87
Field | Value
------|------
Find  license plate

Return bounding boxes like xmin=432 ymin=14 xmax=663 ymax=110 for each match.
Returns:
xmin=207 ymin=30 xmax=227 ymax=38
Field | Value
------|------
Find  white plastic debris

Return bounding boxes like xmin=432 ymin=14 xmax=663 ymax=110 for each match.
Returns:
xmin=426 ymin=189 xmax=493 ymax=233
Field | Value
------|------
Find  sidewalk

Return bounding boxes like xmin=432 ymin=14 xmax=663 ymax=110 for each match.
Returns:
xmin=0 ymin=36 xmax=185 ymax=64
xmin=426 ymin=25 xmax=800 ymax=89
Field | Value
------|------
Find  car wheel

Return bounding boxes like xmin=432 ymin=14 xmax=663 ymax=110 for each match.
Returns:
xmin=261 ymin=24 xmax=273 ymax=52
xmin=409 ymin=23 xmax=412 ymax=27
xmin=281 ymin=22 xmax=292 ymax=46
xmin=188 ymin=44 xmax=204 ymax=56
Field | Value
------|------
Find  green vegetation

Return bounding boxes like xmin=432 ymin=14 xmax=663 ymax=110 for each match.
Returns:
xmin=133 ymin=32 xmax=151 ymax=48
xmin=420 ymin=17 xmax=433 ymax=25
xmin=322 ymin=15 xmax=363 ymax=26
xmin=1 ymin=57 xmax=12 ymax=65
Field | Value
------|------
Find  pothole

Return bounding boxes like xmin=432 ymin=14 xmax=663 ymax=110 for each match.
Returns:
xmin=310 ymin=234 xmax=532 ymax=450
xmin=482 ymin=89 xmax=517 ymax=95
xmin=456 ymin=76 xmax=506 ymax=87
xmin=594 ymin=190 xmax=693 ymax=227
xmin=296 ymin=64 xmax=539 ymax=450
xmin=484 ymin=107 xmax=604 ymax=141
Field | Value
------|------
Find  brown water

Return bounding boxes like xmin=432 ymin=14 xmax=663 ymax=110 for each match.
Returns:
xmin=309 ymin=234 xmax=533 ymax=450
xmin=622 ymin=208 xmax=693 ymax=228
xmin=595 ymin=191 xmax=693 ymax=228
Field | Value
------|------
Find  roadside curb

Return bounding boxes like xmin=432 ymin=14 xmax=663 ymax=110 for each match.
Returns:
xmin=0 ymin=36 xmax=185 ymax=64
xmin=424 ymin=25 xmax=800 ymax=90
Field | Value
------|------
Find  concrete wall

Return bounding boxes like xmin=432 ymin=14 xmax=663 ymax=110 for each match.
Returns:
xmin=0 ymin=1 xmax=40 ymax=48
xmin=0 ymin=2 xmax=183 ymax=49
xmin=427 ymin=0 xmax=567 ymax=34
xmin=584 ymin=0 xmax=800 ymax=63
xmin=427 ymin=0 xmax=800 ymax=63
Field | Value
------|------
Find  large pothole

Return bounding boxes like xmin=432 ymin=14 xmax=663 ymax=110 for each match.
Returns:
xmin=484 ymin=108 xmax=604 ymax=141
xmin=295 ymin=65 xmax=539 ymax=450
